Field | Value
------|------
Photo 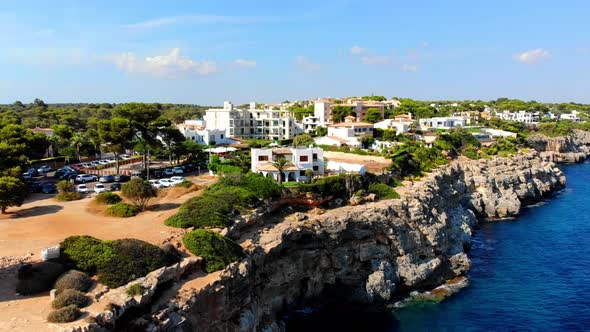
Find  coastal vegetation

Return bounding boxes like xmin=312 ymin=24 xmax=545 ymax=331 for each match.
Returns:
xmin=182 ymin=229 xmax=244 ymax=273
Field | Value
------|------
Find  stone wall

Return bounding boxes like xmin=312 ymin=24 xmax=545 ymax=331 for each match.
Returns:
xmin=153 ymin=152 xmax=566 ymax=332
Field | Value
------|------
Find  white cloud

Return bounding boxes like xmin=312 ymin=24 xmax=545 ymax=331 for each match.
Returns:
xmin=515 ymin=49 xmax=551 ymax=65
xmin=420 ymin=41 xmax=429 ymax=49
xmin=401 ymin=64 xmax=418 ymax=72
xmin=234 ymin=59 xmax=256 ymax=68
xmin=110 ymin=48 xmax=217 ymax=78
xmin=122 ymin=15 xmax=290 ymax=30
xmin=350 ymin=45 xmax=373 ymax=55
xmin=292 ymin=56 xmax=320 ymax=72
xmin=360 ymin=55 xmax=392 ymax=65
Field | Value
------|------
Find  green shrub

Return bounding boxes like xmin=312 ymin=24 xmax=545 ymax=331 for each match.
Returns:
xmin=95 ymin=192 xmax=122 ymax=205
xmin=367 ymin=183 xmax=400 ymax=200
xmin=56 ymin=191 xmax=82 ymax=201
xmin=125 ymin=283 xmax=145 ymax=296
xmin=54 ymin=270 xmax=91 ymax=294
xmin=47 ymin=305 xmax=81 ymax=323
xmin=56 ymin=180 xmax=75 ymax=193
xmin=105 ymin=202 xmax=139 ymax=218
xmin=16 ymin=261 xmax=65 ymax=295
xmin=176 ymin=180 xmax=192 ymax=188
xmin=96 ymin=239 xmax=168 ymax=288
xmin=182 ymin=230 xmax=244 ymax=273
xmin=51 ymin=289 xmax=90 ymax=309
xmin=298 ymin=176 xmax=347 ymax=198
xmin=216 ymin=164 xmax=242 ymax=174
xmin=60 ymin=236 xmax=115 ymax=274
xmin=121 ymin=178 xmax=157 ymax=210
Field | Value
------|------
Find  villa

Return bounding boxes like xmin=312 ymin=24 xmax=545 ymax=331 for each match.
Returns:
xmin=250 ymin=147 xmax=325 ymax=182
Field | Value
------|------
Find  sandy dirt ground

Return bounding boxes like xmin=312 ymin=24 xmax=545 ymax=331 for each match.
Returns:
xmin=323 ymin=151 xmax=392 ymax=173
xmin=0 ymin=175 xmax=217 ymax=332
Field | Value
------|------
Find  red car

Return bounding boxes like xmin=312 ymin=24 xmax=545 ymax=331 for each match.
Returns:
xmin=70 ymin=164 xmax=85 ymax=171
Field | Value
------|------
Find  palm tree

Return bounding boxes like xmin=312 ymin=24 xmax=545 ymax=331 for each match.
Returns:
xmin=271 ymin=157 xmax=292 ymax=184
xmin=70 ymin=132 xmax=87 ymax=162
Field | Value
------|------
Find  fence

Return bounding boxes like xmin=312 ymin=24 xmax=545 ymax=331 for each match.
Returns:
xmin=84 ymin=157 xmax=144 ymax=176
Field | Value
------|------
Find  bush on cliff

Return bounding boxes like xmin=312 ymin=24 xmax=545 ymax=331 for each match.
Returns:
xmin=95 ymin=192 xmax=122 ymax=205
xmin=47 ymin=305 xmax=81 ymax=323
xmin=54 ymin=270 xmax=91 ymax=294
xmin=367 ymin=183 xmax=400 ymax=200
xmin=182 ymin=229 xmax=244 ymax=273
xmin=51 ymin=289 xmax=90 ymax=309
xmin=60 ymin=236 xmax=175 ymax=288
xmin=16 ymin=261 xmax=65 ymax=295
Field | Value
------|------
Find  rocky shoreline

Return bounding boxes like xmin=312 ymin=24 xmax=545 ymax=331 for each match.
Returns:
xmin=72 ymin=131 xmax=590 ymax=331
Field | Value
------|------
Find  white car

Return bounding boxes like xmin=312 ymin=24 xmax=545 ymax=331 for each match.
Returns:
xmin=90 ymin=161 xmax=101 ymax=167
xmin=148 ymin=179 xmax=163 ymax=189
xmin=172 ymin=167 xmax=184 ymax=174
xmin=81 ymin=163 xmax=93 ymax=168
xmin=99 ymin=160 xmax=110 ymax=165
xmin=38 ymin=165 xmax=52 ymax=173
xmin=163 ymin=169 xmax=174 ymax=176
xmin=76 ymin=184 xmax=89 ymax=194
xmin=94 ymin=183 xmax=107 ymax=194
xmin=106 ymin=158 xmax=116 ymax=163
xmin=76 ymin=174 xmax=98 ymax=183
xmin=120 ymin=154 xmax=132 ymax=160
xmin=158 ymin=179 xmax=173 ymax=188
xmin=169 ymin=176 xmax=186 ymax=185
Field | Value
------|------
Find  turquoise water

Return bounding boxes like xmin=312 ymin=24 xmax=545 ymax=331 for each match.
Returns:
xmin=287 ymin=162 xmax=590 ymax=331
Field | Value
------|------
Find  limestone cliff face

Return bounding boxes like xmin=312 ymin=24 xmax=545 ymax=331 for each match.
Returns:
xmin=527 ymin=129 xmax=590 ymax=162
xmin=164 ymin=153 xmax=565 ymax=332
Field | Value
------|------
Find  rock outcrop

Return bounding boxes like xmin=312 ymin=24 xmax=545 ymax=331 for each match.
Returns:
xmin=147 ymin=152 xmax=566 ymax=331
xmin=528 ymin=129 xmax=590 ymax=162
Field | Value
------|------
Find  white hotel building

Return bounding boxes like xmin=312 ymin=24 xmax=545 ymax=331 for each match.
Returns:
xmin=204 ymin=101 xmax=302 ymax=141
xmin=251 ymin=147 xmax=324 ymax=182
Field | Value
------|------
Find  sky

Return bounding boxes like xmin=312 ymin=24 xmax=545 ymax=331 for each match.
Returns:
xmin=1 ymin=0 xmax=590 ymax=105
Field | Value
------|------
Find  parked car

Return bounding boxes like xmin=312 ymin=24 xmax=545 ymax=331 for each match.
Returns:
xmin=81 ymin=162 xmax=93 ymax=168
xmin=70 ymin=164 xmax=85 ymax=171
xmin=94 ymin=183 xmax=107 ymax=194
xmin=62 ymin=166 xmax=76 ymax=172
xmin=163 ymin=169 xmax=174 ymax=176
xmin=90 ymin=161 xmax=101 ymax=167
xmin=110 ymin=183 xmax=122 ymax=191
xmin=76 ymin=184 xmax=89 ymax=194
xmin=28 ymin=182 xmax=43 ymax=193
xmin=99 ymin=175 xmax=115 ymax=183
xmin=120 ymin=154 xmax=132 ymax=160
xmin=26 ymin=168 xmax=39 ymax=177
xmin=148 ymin=179 xmax=163 ymax=189
xmin=106 ymin=158 xmax=116 ymax=163
xmin=99 ymin=160 xmax=110 ymax=165
xmin=22 ymin=172 xmax=33 ymax=180
xmin=158 ymin=179 xmax=173 ymax=188
xmin=60 ymin=171 xmax=80 ymax=180
xmin=37 ymin=165 xmax=52 ymax=173
xmin=75 ymin=174 xmax=98 ymax=183
xmin=130 ymin=170 xmax=144 ymax=179
xmin=41 ymin=183 xmax=57 ymax=194
xmin=172 ymin=167 xmax=184 ymax=174
xmin=169 ymin=176 xmax=186 ymax=185
xmin=151 ymin=170 xmax=163 ymax=179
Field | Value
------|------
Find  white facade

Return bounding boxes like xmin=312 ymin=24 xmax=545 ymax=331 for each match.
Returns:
xmin=495 ymin=110 xmax=539 ymax=123
xmin=560 ymin=111 xmax=580 ymax=122
xmin=419 ymin=117 xmax=466 ymax=129
xmin=313 ymin=98 xmax=400 ymax=124
xmin=176 ymin=121 xmax=234 ymax=146
xmin=480 ymin=128 xmax=517 ymax=138
xmin=301 ymin=116 xmax=325 ymax=133
xmin=251 ymin=147 xmax=324 ymax=182
xmin=374 ymin=119 xmax=412 ymax=134
xmin=326 ymin=161 xmax=366 ymax=175
xmin=204 ymin=101 xmax=302 ymax=140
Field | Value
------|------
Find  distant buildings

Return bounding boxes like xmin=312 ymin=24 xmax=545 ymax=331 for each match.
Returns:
xmin=374 ymin=113 xmax=415 ymax=134
xmin=314 ymin=116 xmax=374 ymax=147
xmin=419 ymin=117 xmax=466 ymax=129
xmin=204 ymin=101 xmax=302 ymax=141
xmin=250 ymin=147 xmax=324 ymax=182
xmin=176 ymin=120 xmax=235 ymax=146
xmin=494 ymin=110 xmax=539 ymax=123
xmin=314 ymin=98 xmax=400 ymax=124
xmin=560 ymin=110 xmax=581 ymax=122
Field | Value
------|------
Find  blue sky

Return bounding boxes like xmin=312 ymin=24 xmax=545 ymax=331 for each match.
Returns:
xmin=1 ymin=0 xmax=590 ymax=105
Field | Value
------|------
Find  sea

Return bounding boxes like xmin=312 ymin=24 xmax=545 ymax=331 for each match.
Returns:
xmin=286 ymin=161 xmax=590 ymax=331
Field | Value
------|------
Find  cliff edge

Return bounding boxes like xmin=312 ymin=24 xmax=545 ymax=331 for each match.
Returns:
xmin=161 ymin=152 xmax=565 ymax=332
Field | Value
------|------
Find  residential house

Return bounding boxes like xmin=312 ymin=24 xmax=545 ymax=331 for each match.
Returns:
xmin=326 ymin=161 xmax=366 ymax=175
xmin=495 ymin=110 xmax=539 ymax=123
xmin=314 ymin=116 xmax=374 ymax=147
xmin=204 ymin=101 xmax=302 ymax=140
xmin=419 ymin=117 xmax=466 ymax=130
xmin=313 ymin=98 xmax=400 ymax=124
xmin=251 ymin=147 xmax=324 ymax=182
xmin=560 ymin=111 xmax=581 ymax=122
xmin=374 ymin=113 xmax=416 ymax=134
xmin=176 ymin=120 xmax=235 ymax=146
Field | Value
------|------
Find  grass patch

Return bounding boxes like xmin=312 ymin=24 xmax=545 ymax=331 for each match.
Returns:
xmin=125 ymin=283 xmax=145 ymax=296
xmin=56 ymin=191 xmax=82 ymax=202
xmin=95 ymin=192 xmax=122 ymax=205
xmin=105 ymin=202 xmax=139 ymax=218
xmin=367 ymin=183 xmax=400 ymax=200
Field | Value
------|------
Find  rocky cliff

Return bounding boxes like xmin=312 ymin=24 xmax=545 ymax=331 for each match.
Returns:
xmin=527 ymin=129 xmax=590 ymax=162
xmin=149 ymin=152 xmax=566 ymax=332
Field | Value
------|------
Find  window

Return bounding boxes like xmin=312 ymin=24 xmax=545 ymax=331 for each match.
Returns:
xmin=313 ymin=165 xmax=319 ymax=171
xmin=300 ymin=170 xmax=305 ymax=176
xmin=258 ymin=155 xmax=269 ymax=161
xmin=312 ymin=153 xmax=318 ymax=161
xmin=300 ymin=155 xmax=309 ymax=162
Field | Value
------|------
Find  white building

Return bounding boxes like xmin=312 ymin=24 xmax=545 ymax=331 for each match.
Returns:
xmin=204 ymin=101 xmax=302 ymax=140
xmin=326 ymin=161 xmax=366 ymax=175
xmin=419 ymin=117 xmax=466 ymax=129
xmin=301 ymin=116 xmax=325 ymax=134
xmin=251 ymin=147 xmax=324 ymax=182
xmin=480 ymin=128 xmax=517 ymax=138
xmin=495 ymin=110 xmax=539 ymax=123
xmin=560 ymin=110 xmax=580 ymax=122
xmin=176 ymin=120 xmax=235 ymax=146
xmin=313 ymin=98 xmax=400 ymax=124
xmin=314 ymin=116 xmax=373 ymax=147
xmin=374 ymin=113 xmax=416 ymax=134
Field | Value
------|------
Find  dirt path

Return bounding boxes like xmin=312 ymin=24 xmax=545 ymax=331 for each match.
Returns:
xmin=0 ymin=175 xmax=217 ymax=332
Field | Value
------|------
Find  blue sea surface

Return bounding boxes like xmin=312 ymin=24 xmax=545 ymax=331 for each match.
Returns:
xmin=286 ymin=162 xmax=590 ymax=331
